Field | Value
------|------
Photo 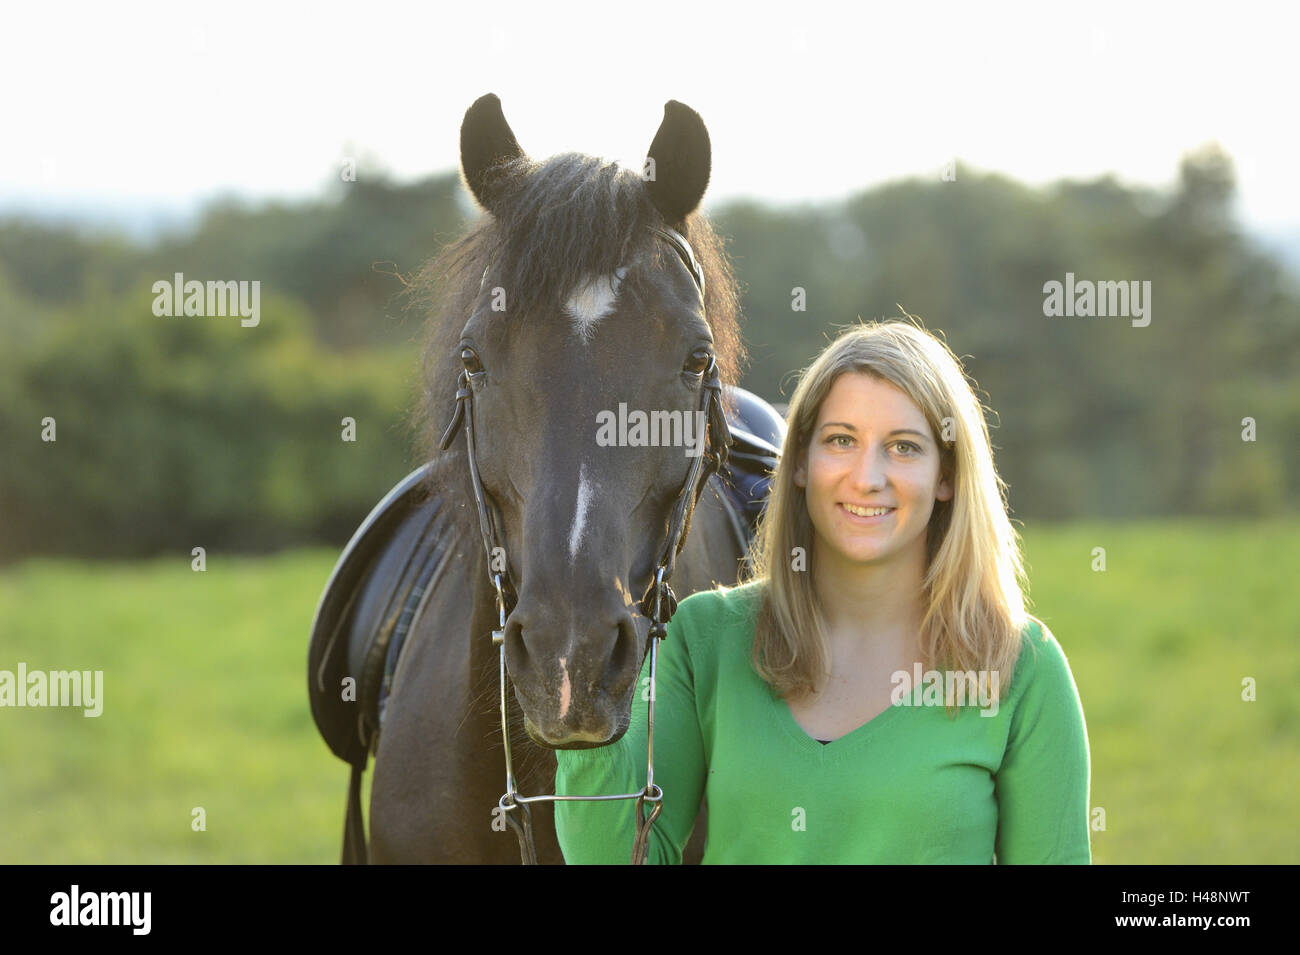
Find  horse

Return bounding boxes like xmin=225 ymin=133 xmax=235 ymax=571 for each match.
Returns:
xmin=312 ymin=93 xmax=771 ymax=863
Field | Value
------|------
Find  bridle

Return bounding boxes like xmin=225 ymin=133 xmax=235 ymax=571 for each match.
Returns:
xmin=437 ymin=225 xmax=731 ymax=864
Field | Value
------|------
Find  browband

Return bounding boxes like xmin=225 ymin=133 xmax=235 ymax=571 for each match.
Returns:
xmin=649 ymin=225 xmax=705 ymax=298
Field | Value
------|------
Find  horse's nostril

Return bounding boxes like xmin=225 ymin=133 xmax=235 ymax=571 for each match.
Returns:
xmin=607 ymin=614 xmax=641 ymax=686
xmin=503 ymin=616 xmax=531 ymax=677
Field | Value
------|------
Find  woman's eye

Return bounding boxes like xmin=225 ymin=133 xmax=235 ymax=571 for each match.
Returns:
xmin=824 ymin=436 xmax=920 ymax=454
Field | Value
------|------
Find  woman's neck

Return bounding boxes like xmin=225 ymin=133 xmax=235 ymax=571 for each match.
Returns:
xmin=811 ymin=538 xmax=929 ymax=652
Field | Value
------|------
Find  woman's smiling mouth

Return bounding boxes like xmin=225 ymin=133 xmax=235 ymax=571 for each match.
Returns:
xmin=839 ymin=503 xmax=895 ymax=521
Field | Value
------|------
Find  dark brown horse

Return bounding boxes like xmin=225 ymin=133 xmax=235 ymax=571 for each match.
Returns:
xmin=363 ymin=94 xmax=750 ymax=863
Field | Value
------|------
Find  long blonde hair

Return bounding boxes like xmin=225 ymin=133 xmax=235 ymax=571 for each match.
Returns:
xmin=740 ymin=317 xmax=1032 ymax=708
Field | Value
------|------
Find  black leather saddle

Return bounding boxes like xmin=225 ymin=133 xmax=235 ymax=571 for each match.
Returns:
xmin=306 ymin=385 xmax=784 ymax=858
xmin=713 ymin=385 xmax=785 ymax=537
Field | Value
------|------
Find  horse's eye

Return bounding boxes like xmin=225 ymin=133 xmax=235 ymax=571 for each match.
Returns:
xmin=461 ymin=348 xmax=484 ymax=375
xmin=683 ymin=349 xmax=712 ymax=375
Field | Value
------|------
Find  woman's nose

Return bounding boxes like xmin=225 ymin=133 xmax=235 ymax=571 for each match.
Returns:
xmin=849 ymin=445 xmax=888 ymax=490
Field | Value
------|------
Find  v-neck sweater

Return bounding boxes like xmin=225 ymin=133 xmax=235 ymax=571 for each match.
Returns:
xmin=553 ymin=578 xmax=1091 ymax=864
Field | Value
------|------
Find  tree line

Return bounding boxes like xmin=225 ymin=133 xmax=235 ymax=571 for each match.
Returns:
xmin=1 ymin=144 xmax=1294 ymax=560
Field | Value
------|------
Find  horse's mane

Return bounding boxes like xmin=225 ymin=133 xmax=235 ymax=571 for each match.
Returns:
xmin=405 ymin=152 xmax=747 ymax=488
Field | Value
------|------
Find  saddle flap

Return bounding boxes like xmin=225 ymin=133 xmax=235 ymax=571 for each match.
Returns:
xmin=308 ymin=464 xmax=441 ymax=766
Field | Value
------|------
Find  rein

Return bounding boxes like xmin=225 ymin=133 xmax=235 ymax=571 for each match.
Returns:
xmin=437 ymin=225 xmax=729 ymax=864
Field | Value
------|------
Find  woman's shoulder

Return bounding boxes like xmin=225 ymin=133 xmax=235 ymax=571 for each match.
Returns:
xmin=1007 ymin=614 xmax=1080 ymax=702
xmin=1018 ymin=615 xmax=1066 ymax=663
xmin=666 ymin=579 xmax=767 ymax=654
xmin=675 ymin=577 xmax=767 ymax=623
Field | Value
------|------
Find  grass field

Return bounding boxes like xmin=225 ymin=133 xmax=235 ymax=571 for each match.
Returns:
xmin=0 ymin=519 xmax=1297 ymax=863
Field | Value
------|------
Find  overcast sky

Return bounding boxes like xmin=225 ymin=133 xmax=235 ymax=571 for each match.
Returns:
xmin=4 ymin=0 xmax=1295 ymax=234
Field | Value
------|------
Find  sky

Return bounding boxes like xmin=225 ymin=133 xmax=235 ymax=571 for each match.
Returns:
xmin=3 ymin=0 xmax=1296 ymax=237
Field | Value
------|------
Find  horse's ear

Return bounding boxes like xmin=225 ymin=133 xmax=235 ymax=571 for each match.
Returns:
xmin=644 ymin=100 xmax=711 ymax=228
xmin=460 ymin=93 xmax=527 ymax=215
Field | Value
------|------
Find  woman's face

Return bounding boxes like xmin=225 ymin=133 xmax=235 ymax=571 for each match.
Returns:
xmin=793 ymin=372 xmax=953 ymax=571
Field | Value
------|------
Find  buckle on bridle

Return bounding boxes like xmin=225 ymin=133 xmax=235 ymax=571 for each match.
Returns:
xmin=638 ymin=566 xmax=678 ymax=642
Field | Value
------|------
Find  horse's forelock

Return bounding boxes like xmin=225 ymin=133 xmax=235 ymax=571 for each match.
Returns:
xmin=490 ymin=153 xmax=658 ymax=319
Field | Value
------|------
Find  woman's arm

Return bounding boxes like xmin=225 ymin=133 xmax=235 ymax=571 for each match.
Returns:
xmin=993 ymin=620 xmax=1092 ymax=864
xmin=553 ymin=596 xmax=710 ymax=864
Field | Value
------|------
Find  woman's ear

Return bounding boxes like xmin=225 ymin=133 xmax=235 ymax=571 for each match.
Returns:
xmin=937 ymin=473 xmax=954 ymax=502
xmin=793 ymin=447 xmax=808 ymax=489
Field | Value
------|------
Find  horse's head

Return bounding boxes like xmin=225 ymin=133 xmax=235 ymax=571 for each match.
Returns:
xmin=426 ymin=94 xmax=742 ymax=749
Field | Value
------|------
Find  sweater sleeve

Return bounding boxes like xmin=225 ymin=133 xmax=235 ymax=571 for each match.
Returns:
xmin=552 ymin=596 xmax=710 ymax=864
xmin=993 ymin=619 xmax=1092 ymax=864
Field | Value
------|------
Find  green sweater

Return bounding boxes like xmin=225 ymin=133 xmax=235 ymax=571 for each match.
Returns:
xmin=553 ymin=579 xmax=1091 ymax=864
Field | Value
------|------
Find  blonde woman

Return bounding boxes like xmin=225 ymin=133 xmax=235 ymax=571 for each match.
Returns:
xmin=554 ymin=319 xmax=1091 ymax=863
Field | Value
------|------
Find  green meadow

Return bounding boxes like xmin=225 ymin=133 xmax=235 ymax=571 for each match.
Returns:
xmin=0 ymin=520 xmax=1296 ymax=864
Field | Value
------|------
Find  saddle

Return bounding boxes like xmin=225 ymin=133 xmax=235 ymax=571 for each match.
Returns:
xmin=306 ymin=384 xmax=785 ymax=861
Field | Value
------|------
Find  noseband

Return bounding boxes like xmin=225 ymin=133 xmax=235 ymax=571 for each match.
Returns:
xmin=437 ymin=225 xmax=731 ymax=864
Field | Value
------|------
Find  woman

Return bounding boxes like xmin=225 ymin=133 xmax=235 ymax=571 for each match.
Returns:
xmin=554 ymin=319 xmax=1091 ymax=863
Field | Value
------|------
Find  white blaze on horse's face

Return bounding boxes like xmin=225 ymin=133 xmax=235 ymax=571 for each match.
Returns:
xmin=564 ymin=266 xmax=629 ymax=343
xmin=568 ymin=463 xmax=593 ymax=562
xmin=557 ymin=655 xmax=572 ymax=720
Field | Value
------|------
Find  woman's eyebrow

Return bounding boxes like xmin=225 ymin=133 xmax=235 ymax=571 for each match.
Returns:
xmin=818 ymin=422 xmax=929 ymax=439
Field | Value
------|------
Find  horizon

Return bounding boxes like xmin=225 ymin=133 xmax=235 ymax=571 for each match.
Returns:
xmin=7 ymin=158 xmax=1299 ymax=280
